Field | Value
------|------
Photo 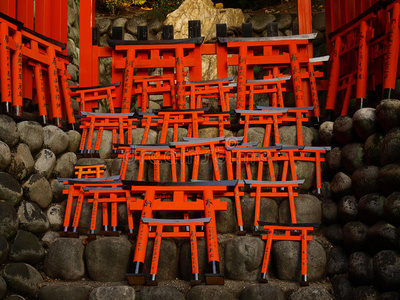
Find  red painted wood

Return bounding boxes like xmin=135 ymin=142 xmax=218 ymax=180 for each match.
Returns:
xmin=0 ymin=0 xmax=17 ymax=19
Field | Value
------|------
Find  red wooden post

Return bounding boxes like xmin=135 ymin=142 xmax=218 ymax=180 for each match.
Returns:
xmin=298 ymin=0 xmax=312 ymax=35
xmin=0 ymin=22 xmax=13 ymax=113
xmin=0 ymin=0 xmax=17 ymax=18
xmin=34 ymin=0 xmax=51 ymax=38
xmin=79 ymin=0 xmax=97 ymax=86
xmin=16 ymin=0 xmax=34 ymax=30
xmin=383 ymin=1 xmax=400 ymax=99
xmin=356 ymin=20 xmax=369 ymax=109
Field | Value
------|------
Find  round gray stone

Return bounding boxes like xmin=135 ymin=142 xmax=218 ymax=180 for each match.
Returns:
xmin=323 ymin=223 xmax=343 ymax=246
xmin=185 ymin=286 xmax=238 ymax=300
xmin=373 ymin=250 xmax=400 ymax=291
xmin=312 ymin=28 xmax=325 ymax=47
xmin=198 ymin=127 xmax=233 ymax=139
xmin=9 ymin=230 xmax=45 ymax=264
xmin=312 ymin=12 xmax=326 ymax=31
xmin=17 ymin=201 xmax=49 ymax=234
xmin=112 ymin=17 xmax=128 ymax=29
xmin=364 ymin=133 xmax=383 ymax=166
xmin=249 ymin=14 xmax=276 ymax=33
xmin=52 ymin=152 xmax=77 ymax=178
xmin=43 ymin=125 xmax=69 ymax=155
xmin=0 ymin=141 xmax=11 ymax=171
xmin=89 ymin=286 xmax=135 ymax=300
xmin=0 ymin=276 xmax=6 ymax=299
xmin=0 ymin=201 xmax=18 ymax=239
xmin=224 ymin=236 xmax=264 ymax=281
xmin=46 ymin=204 xmax=65 ymax=231
xmin=333 ymin=115 xmax=355 ymax=145
xmin=111 ymin=158 xmax=143 ymax=181
xmin=376 ymin=99 xmax=400 ymax=132
xmin=378 ymin=164 xmax=400 ymax=195
xmin=277 ymin=13 xmax=293 ymax=30
xmin=50 ymin=179 xmax=68 ymax=202
xmin=288 ymin=287 xmax=333 ymax=300
xmin=278 ymin=125 xmax=313 ymax=146
xmin=216 ymin=197 xmax=236 ymax=234
xmin=319 ymin=121 xmax=334 ymax=146
xmin=367 ymin=222 xmax=398 ymax=254
xmin=353 ymin=108 xmax=378 ymax=141
xmin=139 ymin=238 xmax=179 ymax=281
xmin=384 ymin=192 xmax=400 ymax=224
xmin=22 ymin=174 xmax=53 ymax=209
xmin=34 ymin=149 xmax=56 ymax=178
xmin=325 ymin=147 xmax=342 ymax=176
xmin=352 ymin=166 xmax=379 ymax=198
xmin=381 ymin=128 xmax=400 ymax=166
xmin=38 ymin=285 xmax=92 ymax=300
xmin=342 ymin=221 xmax=369 ymax=253
xmin=66 ymin=130 xmax=81 ymax=153
xmin=241 ymin=193 xmax=278 ymax=232
xmin=0 ymin=172 xmax=23 ymax=206
xmin=96 ymin=18 xmax=112 ymax=35
xmin=84 ymin=130 xmax=113 ymax=159
xmin=322 ymin=198 xmax=337 ymax=224
xmin=147 ymin=161 xmax=189 ymax=182
xmin=9 ymin=143 xmax=34 ymax=181
xmin=41 ymin=231 xmax=60 ymax=247
xmin=331 ymin=275 xmax=353 ymax=300
xmin=67 ymin=38 xmax=75 ymax=57
xmin=279 ymin=194 xmax=322 ymax=224
xmin=179 ymin=237 xmax=225 ymax=282
xmin=240 ymin=285 xmax=285 ymax=300
xmin=67 ymin=64 xmax=78 ymax=82
xmin=290 ymin=161 xmax=316 ymax=192
xmin=341 ymin=143 xmax=364 ymax=173
xmin=126 ymin=16 xmax=147 ymax=36
xmin=3 ymin=263 xmax=43 ymax=297
xmin=17 ymin=121 xmax=44 ymax=153
xmin=358 ymin=193 xmax=386 ymax=224
xmin=67 ymin=1 xmax=76 ymax=26
xmin=44 ymin=238 xmax=85 ymax=280
xmin=123 ymin=33 xmax=136 ymax=41
xmin=126 ymin=128 xmax=157 ymax=145
xmin=348 ymin=251 xmax=374 ymax=286
xmin=273 ymin=240 xmax=326 ymax=281
xmin=0 ymin=234 xmax=9 ymax=263
xmin=70 ymin=198 xmax=102 ymax=235
xmin=351 ymin=286 xmax=380 ymax=300
xmin=330 ymin=172 xmax=352 ymax=200
xmin=85 ymin=237 xmax=131 ymax=282
xmin=337 ymin=195 xmax=358 ymax=224
xmin=327 ymin=247 xmax=348 ymax=276
xmin=138 ymin=286 xmax=184 ymax=300
xmin=0 ymin=115 xmax=19 ymax=147
xmin=195 ymin=157 xmax=227 ymax=181
xmin=148 ymin=18 xmax=163 ymax=34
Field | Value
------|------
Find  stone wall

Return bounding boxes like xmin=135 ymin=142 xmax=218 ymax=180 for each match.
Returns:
xmin=67 ymin=0 xmax=80 ymax=87
xmin=319 ymin=101 xmax=400 ymax=299
xmin=0 ymin=1 xmax=399 ymax=300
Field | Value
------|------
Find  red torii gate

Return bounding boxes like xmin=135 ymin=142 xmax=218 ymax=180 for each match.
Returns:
xmin=78 ymin=0 xmax=314 ymax=87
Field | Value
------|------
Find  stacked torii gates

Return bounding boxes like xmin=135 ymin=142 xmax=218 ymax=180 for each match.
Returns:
xmin=50 ymin=0 xmax=330 ymax=287
xmin=325 ymin=0 xmax=400 ymax=118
